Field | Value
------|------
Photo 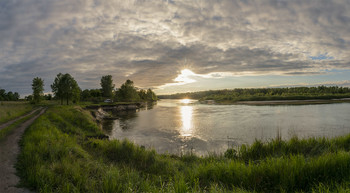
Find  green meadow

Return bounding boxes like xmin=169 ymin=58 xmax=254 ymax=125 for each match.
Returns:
xmin=15 ymin=105 xmax=350 ymax=192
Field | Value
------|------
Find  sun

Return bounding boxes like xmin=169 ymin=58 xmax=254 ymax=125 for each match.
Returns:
xmin=181 ymin=69 xmax=195 ymax=76
xmin=180 ymin=99 xmax=191 ymax=104
xmin=174 ymin=69 xmax=196 ymax=84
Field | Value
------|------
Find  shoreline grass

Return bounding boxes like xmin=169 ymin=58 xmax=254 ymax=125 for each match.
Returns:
xmin=16 ymin=106 xmax=350 ymax=192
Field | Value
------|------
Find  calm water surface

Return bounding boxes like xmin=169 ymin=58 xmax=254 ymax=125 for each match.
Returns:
xmin=103 ymin=99 xmax=350 ymax=155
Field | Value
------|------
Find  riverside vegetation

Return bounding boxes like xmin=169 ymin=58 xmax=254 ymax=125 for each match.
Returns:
xmin=16 ymin=105 xmax=350 ymax=193
xmin=159 ymin=86 xmax=350 ymax=104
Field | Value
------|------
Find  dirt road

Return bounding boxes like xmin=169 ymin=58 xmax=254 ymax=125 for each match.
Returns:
xmin=0 ymin=107 xmax=46 ymax=193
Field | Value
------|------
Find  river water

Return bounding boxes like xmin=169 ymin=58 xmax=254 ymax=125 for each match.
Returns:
xmin=102 ymin=99 xmax=350 ymax=155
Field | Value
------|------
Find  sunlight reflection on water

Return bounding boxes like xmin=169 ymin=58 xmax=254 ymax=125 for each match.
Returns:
xmin=180 ymin=106 xmax=193 ymax=137
xmin=104 ymin=100 xmax=350 ymax=155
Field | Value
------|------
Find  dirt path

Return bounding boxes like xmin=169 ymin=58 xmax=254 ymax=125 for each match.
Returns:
xmin=0 ymin=108 xmax=42 ymax=131
xmin=0 ymin=107 xmax=46 ymax=193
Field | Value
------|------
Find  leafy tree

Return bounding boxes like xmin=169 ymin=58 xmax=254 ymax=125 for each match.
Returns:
xmin=32 ymin=77 xmax=44 ymax=104
xmin=116 ymin=79 xmax=140 ymax=102
xmin=51 ymin=73 xmax=80 ymax=105
xmin=25 ymin=95 xmax=33 ymax=101
xmin=90 ymin=89 xmax=102 ymax=98
xmin=7 ymin=92 xmax=14 ymax=101
xmin=100 ymin=75 xmax=115 ymax=98
xmin=81 ymin=89 xmax=91 ymax=101
xmin=138 ymin=89 xmax=147 ymax=100
xmin=0 ymin=89 xmax=5 ymax=101
xmin=13 ymin=92 xmax=20 ymax=101
xmin=146 ymin=88 xmax=157 ymax=101
xmin=44 ymin=94 xmax=52 ymax=100
xmin=51 ymin=73 xmax=64 ymax=104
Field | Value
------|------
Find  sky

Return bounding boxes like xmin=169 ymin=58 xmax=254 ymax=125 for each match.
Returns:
xmin=0 ymin=0 xmax=350 ymax=96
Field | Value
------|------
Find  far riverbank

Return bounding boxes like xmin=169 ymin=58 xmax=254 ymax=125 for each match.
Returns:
xmin=210 ymin=98 xmax=350 ymax=105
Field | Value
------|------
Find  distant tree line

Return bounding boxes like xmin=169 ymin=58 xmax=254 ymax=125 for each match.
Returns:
xmin=81 ymin=78 xmax=157 ymax=103
xmin=159 ymin=86 xmax=350 ymax=102
xmin=24 ymin=73 xmax=157 ymax=104
xmin=0 ymin=88 xmax=20 ymax=101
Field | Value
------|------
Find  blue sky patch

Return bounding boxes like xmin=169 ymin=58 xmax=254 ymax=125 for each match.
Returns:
xmin=310 ymin=54 xmax=334 ymax=60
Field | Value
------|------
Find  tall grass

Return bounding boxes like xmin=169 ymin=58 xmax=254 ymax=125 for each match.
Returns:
xmin=17 ymin=106 xmax=350 ymax=192
xmin=0 ymin=101 xmax=33 ymax=124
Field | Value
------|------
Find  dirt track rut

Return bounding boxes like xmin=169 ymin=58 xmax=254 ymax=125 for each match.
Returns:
xmin=0 ymin=107 xmax=46 ymax=193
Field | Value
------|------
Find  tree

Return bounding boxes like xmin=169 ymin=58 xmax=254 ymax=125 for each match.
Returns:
xmin=32 ymin=77 xmax=44 ymax=104
xmin=116 ymin=79 xmax=140 ymax=102
xmin=7 ymin=92 xmax=14 ymax=101
xmin=138 ymin=89 xmax=147 ymax=100
xmin=44 ymin=94 xmax=52 ymax=100
xmin=81 ymin=89 xmax=91 ymax=101
xmin=0 ymin=89 xmax=5 ymax=101
xmin=51 ymin=73 xmax=64 ymax=104
xmin=100 ymin=75 xmax=115 ymax=98
xmin=51 ymin=73 xmax=80 ymax=105
xmin=146 ymin=88 xmax=157 ymax=101
xmin=13 ymin=92 xmax=20 ymax=101
xmin=25 ymin=95 xmax=33 ymax=101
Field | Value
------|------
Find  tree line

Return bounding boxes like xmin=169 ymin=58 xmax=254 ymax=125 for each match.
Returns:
xmin=0 ymin=88 xmax=20 ymax=101
xmin=81 ymin=78 xmax=157 ymax=102
xmin=159 ymin=86 xmax=350 ymax=102
xmin=27 ymin=73 xmax=157 ymax=104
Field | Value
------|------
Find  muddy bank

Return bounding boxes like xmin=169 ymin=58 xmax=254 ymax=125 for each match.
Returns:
xmin=86 ymin=103 xmax=143 ymax=111
xmin=87 ymin=103 xmax=144 ymax=123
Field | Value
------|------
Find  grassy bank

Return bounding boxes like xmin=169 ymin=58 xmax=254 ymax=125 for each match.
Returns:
xmin=0 ymin=101 xmax=33 ymax=124
xmin=17 ymin=106 xmax=350 ymax=192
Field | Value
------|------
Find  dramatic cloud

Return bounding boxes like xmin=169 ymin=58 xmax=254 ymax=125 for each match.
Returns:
xmin=0 ymin=0 xmax=349 ymax=95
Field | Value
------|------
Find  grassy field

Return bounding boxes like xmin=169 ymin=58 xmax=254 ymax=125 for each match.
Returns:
xmin=17 ymin=106 xmax=350 ymax=192
xmin=0 ymin=101 xmax=34 ymax=124
xmin=0 ymin=110 xmax=42 ymax=140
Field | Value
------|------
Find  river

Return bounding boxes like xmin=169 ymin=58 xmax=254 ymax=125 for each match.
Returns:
xmin=102 ymin=99 xmax=350 ymax=155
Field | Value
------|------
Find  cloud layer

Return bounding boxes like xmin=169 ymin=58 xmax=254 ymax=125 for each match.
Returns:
xmin=0 ymin=0 xmax=350 ymax=95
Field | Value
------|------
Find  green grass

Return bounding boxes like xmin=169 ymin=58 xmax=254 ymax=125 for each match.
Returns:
xmin=0 ymin=101 xmax=33 ymax=124
xmin=0 ymin=110 xmax=40 ymax=140
xmin=17 ymin=106 xmax=350 ymax=192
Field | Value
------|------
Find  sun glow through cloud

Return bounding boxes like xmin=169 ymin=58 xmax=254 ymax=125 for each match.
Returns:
xmin=174 ymin=69 xmax=197 ymax=84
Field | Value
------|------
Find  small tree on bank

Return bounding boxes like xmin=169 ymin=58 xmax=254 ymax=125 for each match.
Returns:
xmin=100 ymin=75 xmax=115 ymax=98
xmin=32 ymin=77 xmax=44 ymax=104
xmin=116 ymin=79 xmax=140 ymax=102
xmin=146 ymin=88 xmax=157 ymax=101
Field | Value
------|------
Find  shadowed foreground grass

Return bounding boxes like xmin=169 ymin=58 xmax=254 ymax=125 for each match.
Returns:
xmin=17 ymin=106 xmax=350 ymax=192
